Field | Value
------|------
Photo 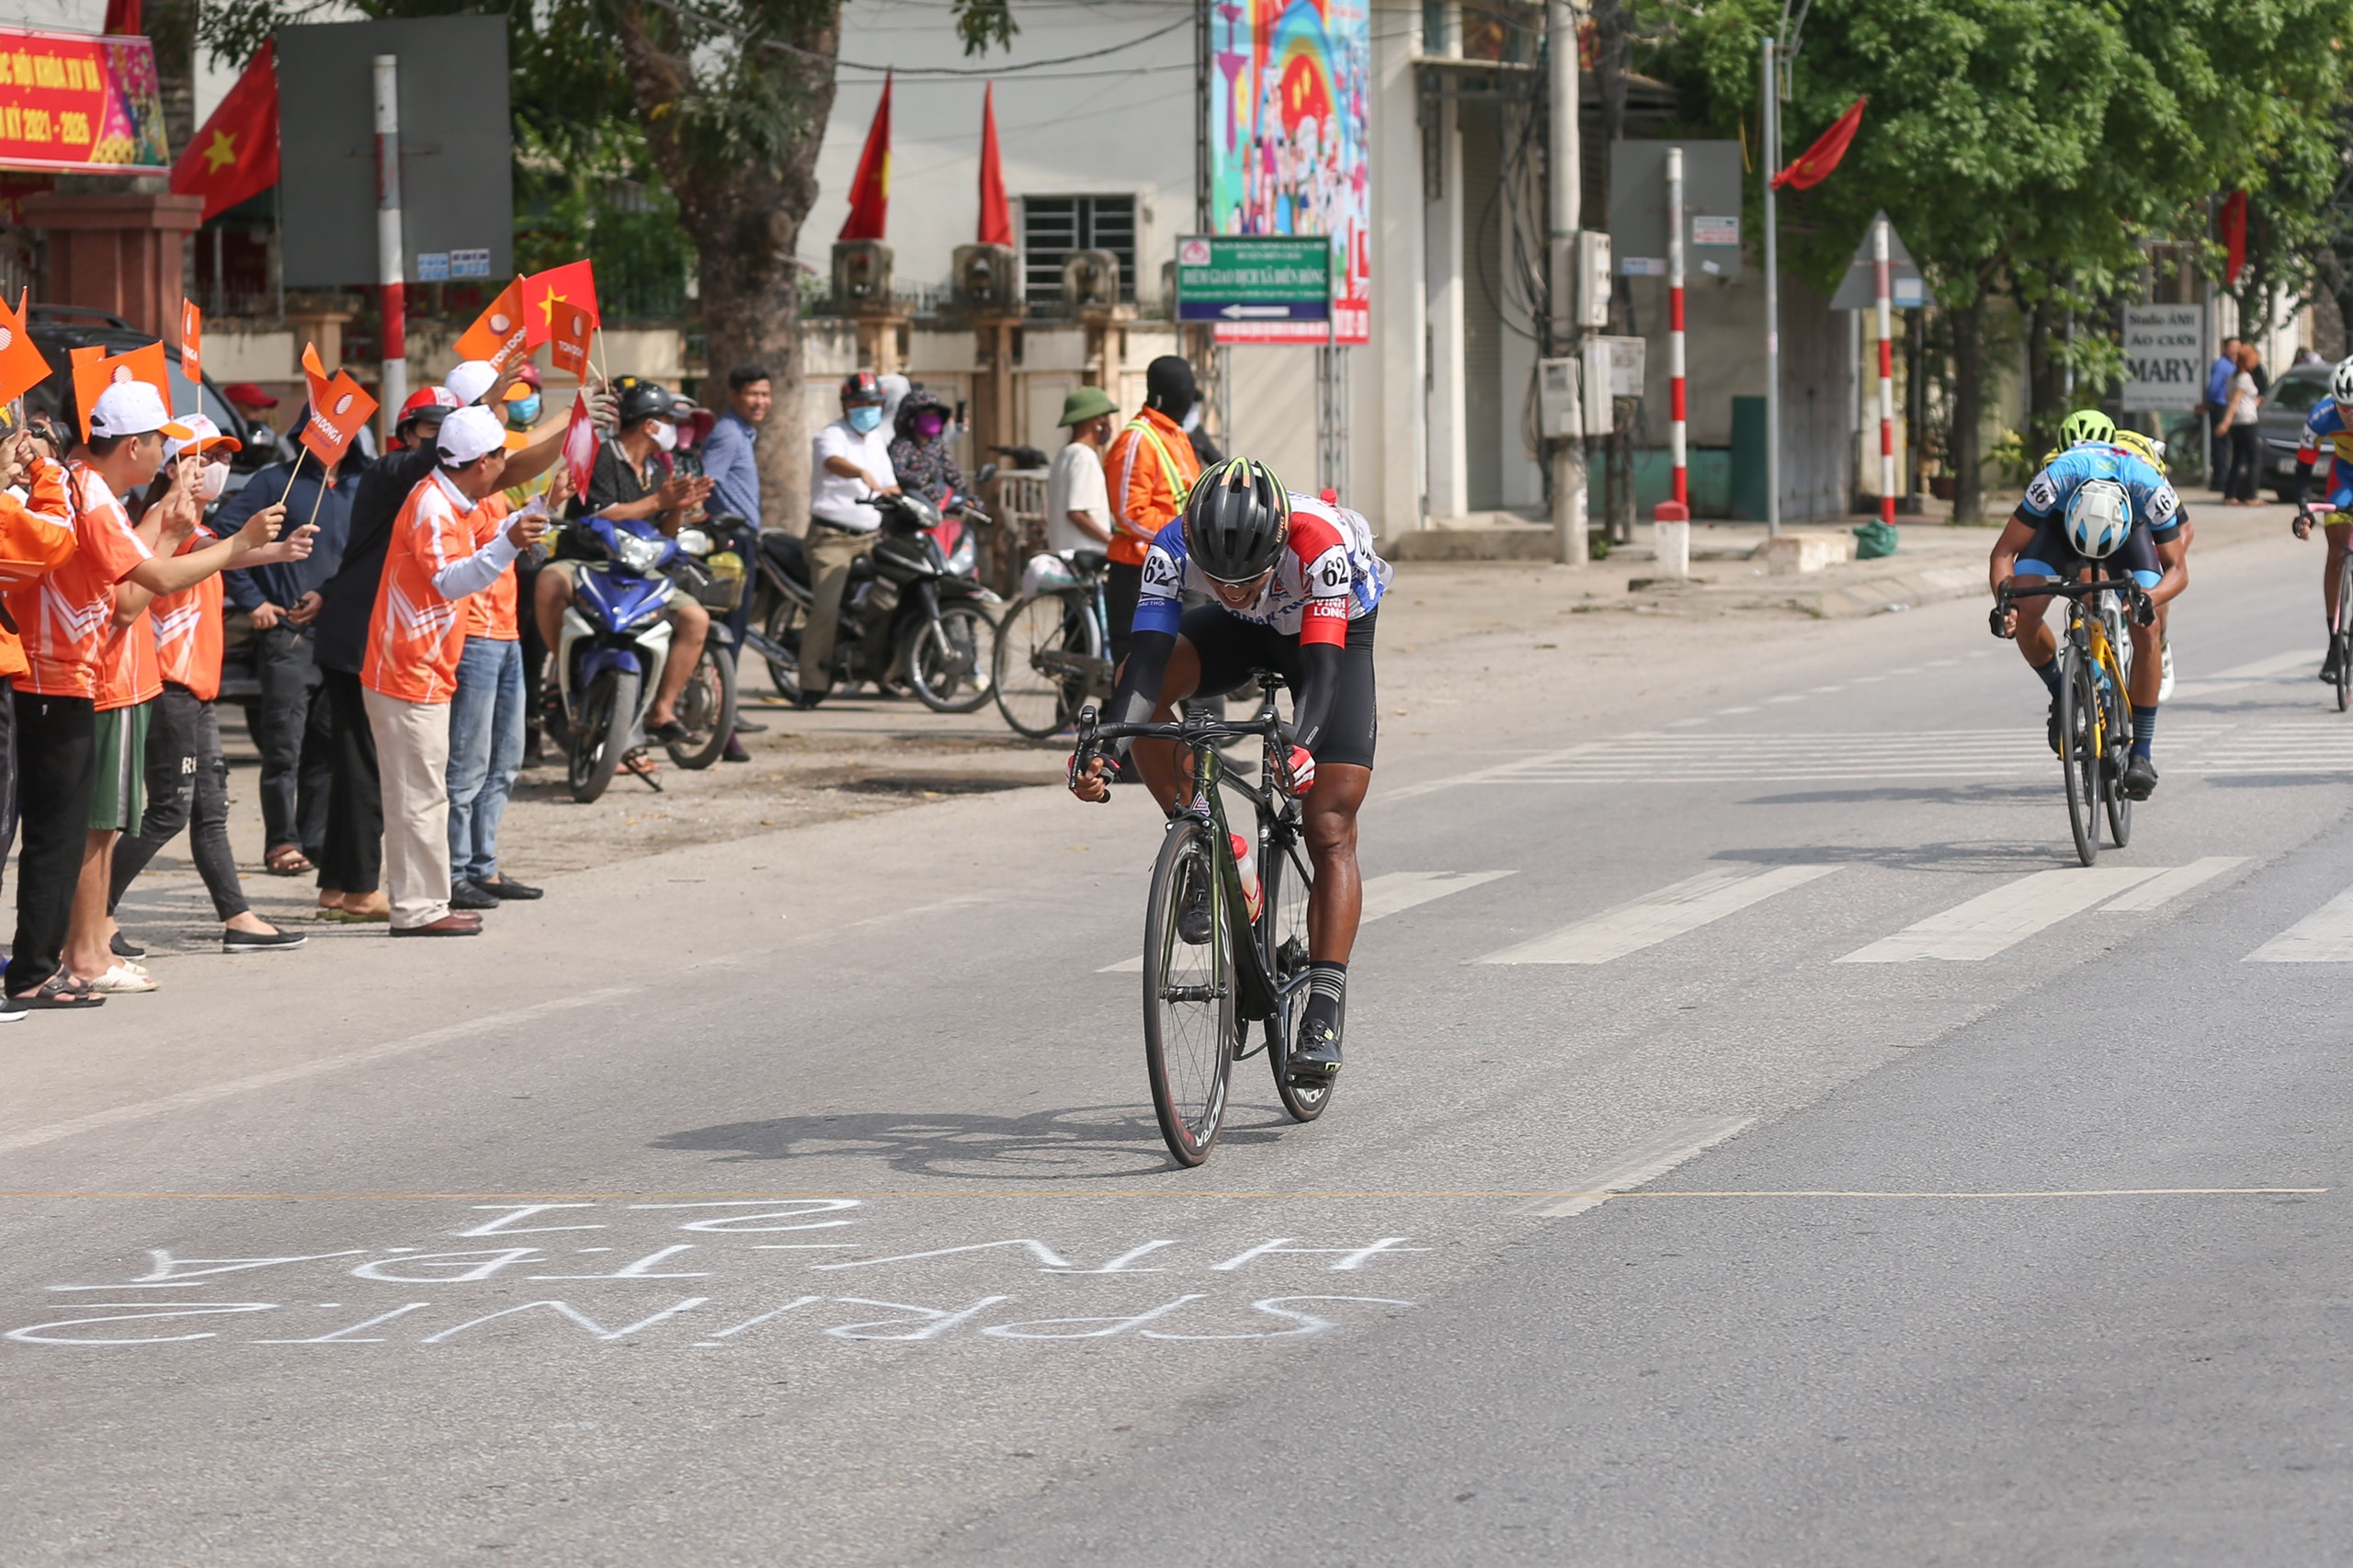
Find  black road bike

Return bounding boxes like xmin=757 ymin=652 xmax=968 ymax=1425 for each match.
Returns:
xmin=1074 ymin=676 xmax=1331 ymax=1166
xmin=1995 ymin=575 xmax=2148 ymax=866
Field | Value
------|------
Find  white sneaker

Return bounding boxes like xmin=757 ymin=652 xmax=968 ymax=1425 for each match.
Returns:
xmin=91 ymin=963 xmax=156 ymax=994
xmin=2158 ymin=639 xmax=2176 ymax=702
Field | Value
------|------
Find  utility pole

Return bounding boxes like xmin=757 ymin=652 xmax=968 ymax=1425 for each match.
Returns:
xmin=1548 ymin=0 xmax=1586 ymax=564
xmin=1759 ymin=34 xmax=1779 ymax=537
xmin=372 ymin=54 xmax=407 ymax=436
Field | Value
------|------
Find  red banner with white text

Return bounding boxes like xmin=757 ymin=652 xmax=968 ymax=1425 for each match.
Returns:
xmin=0 ymin=25 xmax=170 ymax=175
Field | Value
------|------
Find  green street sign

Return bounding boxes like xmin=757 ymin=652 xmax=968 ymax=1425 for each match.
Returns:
xmin=1175 ymin=234 xmax=1331 ymax=323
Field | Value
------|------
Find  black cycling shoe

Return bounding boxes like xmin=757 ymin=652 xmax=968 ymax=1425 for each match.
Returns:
xmin=1176 ymin=859 xmax=1211 ymax=945
xmin=2121 ymin=754 xmax=2159 ymax=801
xmin=2046 ymin=697 xmax=2063 ymax=756
xmin=2323 ymin=648 xmax=2343 ymax=685
xmin=1288 ymin=1017 xmax=1343 ymax=1082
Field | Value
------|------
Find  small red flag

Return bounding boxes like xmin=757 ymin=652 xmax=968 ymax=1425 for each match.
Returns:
xmin=454 ymin=278 xmax=531 ymax=371
xmin=839 ymin=73 xmax=892 ymax=242
xmin=1771 ymin=96 xmax=1867 ymax=192
xmin=170 ymin=41 xmax=279 ymax=223
xmin=102 ymin=0 xmax=141 ymax=34
xmin=297 ymin=342 xmax=378 ymax=465
xmin=2220 ymin=190 xmax=2248 ymax=286
xmin=0 ymin=290 xmax=53 ymax=408
xmin=977 ymin=82 xmax=1012 ymax=247
xmin=180 ymin=300 xmax=202 ymax=388
xmin=521 ymin=259 xmax=600 ymax=374
xmin=563 ymin=388 xmax=598 ymax=500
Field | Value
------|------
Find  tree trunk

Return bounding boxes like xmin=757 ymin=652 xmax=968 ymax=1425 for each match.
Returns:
xmin=612 ymin=1 xmax=839 ymax=533
xmin=2021 ymin=292 xmax=2055 ymax=453
xmin=1949 ymin=292 xmax=1986 ymax=525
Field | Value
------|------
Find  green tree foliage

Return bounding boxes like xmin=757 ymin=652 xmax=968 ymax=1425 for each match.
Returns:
xmin=1658 ymin=0 xmax=2353 ymax=519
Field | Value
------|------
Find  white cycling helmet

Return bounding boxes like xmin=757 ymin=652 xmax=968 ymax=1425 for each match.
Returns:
xmin=2333 ymin=356 xmax=2353 ymax=407
xmin=2065 ymin=478 xmax=2132 ymax=560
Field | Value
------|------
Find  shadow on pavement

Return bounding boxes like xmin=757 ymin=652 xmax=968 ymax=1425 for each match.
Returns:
xmin=1710 ymin=837 xmax=2058 ymax=872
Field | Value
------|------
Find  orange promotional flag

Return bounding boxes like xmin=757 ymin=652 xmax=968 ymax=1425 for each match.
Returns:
xmin=180 ymin=300 xmax=202 ymax=388
xmin=0 ymin=290 xmax=53 ymax=407
xmin=454 ymin=278 xmax=531 ymax=371
xmin=296 ymin=344 xmax=378 ymax=465
xmin=69 ymin=342 xmax=170 ymax=440
xmin=521 ymin=259 xmax=599 ymax=374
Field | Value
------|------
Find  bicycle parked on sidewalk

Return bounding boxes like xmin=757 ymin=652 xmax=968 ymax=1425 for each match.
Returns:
xmin=1072 ymin=675 xmax=1330 ymax=1166
xmin=993 ymin=546 xmax=1115 ymax=739
xmin=1995 ymin=575 xmax=2146 ymax=866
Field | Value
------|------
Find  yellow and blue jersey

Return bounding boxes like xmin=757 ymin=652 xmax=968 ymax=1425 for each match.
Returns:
xmin=2297 ymin=397 xmax=2353 ymax=506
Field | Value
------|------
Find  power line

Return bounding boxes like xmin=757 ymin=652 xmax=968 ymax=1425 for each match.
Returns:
xmin=642 ymin=0 xmax=1189 ymax=77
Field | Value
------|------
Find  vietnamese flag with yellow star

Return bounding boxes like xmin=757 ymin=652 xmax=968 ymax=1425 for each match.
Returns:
xmin=520 ymin=260 xmax=600 ymax=377
xmin=170 ymin=40 xmax=278 ymax=222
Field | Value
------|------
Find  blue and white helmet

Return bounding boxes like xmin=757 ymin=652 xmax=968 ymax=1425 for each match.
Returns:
xmin=2064 ymin=478 xmax=2132 ymax=560
xmin=2334 ymin=356 xmax=2353 ymax=408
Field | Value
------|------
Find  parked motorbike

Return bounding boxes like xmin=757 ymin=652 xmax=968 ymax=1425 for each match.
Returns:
xmin=744 ymin=482 xmax=1002 ymax=714
xmin=662 ymin=518 xmax=745 ymax=769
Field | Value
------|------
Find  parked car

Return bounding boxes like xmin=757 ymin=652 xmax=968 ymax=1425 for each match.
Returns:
xmin=2258 ymin=362 xmax=2331 ymax=502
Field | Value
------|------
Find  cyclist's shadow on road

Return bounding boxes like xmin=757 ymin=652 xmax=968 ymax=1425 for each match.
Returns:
xmin=653 ymin=1102 xmax=1298 ymax=1182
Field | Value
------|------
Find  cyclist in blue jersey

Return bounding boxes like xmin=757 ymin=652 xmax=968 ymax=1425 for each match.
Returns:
xmin=1069 ymin=458 xmax=1388 ymax=1083
xmin=1990 ymin=443 xmax=2189 ymax=801
xmin=2289 ymin=358 xmax=2353 ymax=681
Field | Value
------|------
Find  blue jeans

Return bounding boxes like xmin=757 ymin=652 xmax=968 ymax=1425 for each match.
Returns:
xmin=446 ymin=636 xmax=525 ymax=884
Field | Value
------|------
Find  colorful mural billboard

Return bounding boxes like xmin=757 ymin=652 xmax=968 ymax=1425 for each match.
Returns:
xmin=0 ymin=26 xmax=169 ymax=175
xmin=1209 ymin=0 xmax=1370 ymax=345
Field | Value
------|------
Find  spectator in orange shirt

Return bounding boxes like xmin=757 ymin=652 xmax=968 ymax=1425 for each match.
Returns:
xmin=360 ymin=405 xmax=549 ymax=937
xmin=1101 ymin=356 xmax=1205 ymax=663
xmin=0 ymin=421 xmax=81 ymax=953
xmin=7 ymin=381 xmax=311 ymax=1013
xmin=108 ymin=416 xmax=308 ymax=958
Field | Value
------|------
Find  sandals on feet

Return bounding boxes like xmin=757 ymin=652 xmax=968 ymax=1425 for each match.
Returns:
xmin=6 ymin=971 xmax=107 ymax=1010
xmin=266 ymin=845 xmax=315 ymax=876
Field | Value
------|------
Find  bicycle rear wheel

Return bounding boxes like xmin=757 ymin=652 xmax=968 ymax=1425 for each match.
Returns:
xmin=2336 ymin=552 xmax=2352 ymax=712
xmin=2059 ymin=645 xmax=2099 ymax=867
xmin=2103 ymin=673 xmax=2133 ymax=848
xmin=1259 ymin=815 xmax=1331 ymax=1122
xmin=1142 ymin=817 xmax=1234 ymax=1165
xmin=993 ymin=592 xmax=1086 ymax=739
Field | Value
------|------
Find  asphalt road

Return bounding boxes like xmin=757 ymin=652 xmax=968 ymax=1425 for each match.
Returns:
xmin=4 ymin=520 xmax=2350 ymax=1565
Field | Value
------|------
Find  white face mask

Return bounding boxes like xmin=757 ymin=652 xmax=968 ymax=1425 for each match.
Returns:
xmin=1181 ymin=405 xmax=1203 ymax=433
xmin=197 ymin=462 xmax=229 ymax=502
xmin=649 ymin=421 xmax=677 ymax=453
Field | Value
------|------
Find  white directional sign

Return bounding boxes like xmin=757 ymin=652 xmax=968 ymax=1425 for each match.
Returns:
xmin=2122 ymin=305 xmax=2206 ymax=412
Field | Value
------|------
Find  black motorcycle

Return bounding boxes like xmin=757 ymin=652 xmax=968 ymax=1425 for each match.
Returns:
xmin=745 ymin=489 xmax=1000 ymax=713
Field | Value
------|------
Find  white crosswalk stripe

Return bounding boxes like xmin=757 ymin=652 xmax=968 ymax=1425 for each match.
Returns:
xmin=1098 ymin=869 xmax=1513 ymax=972
xmin=2097 ymin=857 xmax=2246 ymax=912
xmin=2245 ymin=884 xmax=2353 ymax=961
xmin=1838 ymin=868 xmax=2165 ymax=963
xmin=1476 ymin=864 xmax=1839 ymax=965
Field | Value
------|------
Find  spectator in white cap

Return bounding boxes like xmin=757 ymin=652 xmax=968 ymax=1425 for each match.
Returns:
xmin=358 ymin=403 xmax=550 ymax=936
xmin=8 ymin=379 xmax=313 ymax=1012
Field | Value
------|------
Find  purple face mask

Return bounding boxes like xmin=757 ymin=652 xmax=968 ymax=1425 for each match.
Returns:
xmin=913 ymin=411 xmax=948 ymax=440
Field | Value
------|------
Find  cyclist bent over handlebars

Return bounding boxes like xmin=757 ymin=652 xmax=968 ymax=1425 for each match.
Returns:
xmin=1069 ymin=458 xmax=1389 ymax=1084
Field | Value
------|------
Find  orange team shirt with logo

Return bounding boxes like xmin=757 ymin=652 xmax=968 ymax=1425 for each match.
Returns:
xmin=4 ymin=464 xmax=152 ymax=701
xmin=151 ymin=526 xmax=226 ymax=702
xmin=0 ymin=459 xmax=81 ymax=680
xmin=363 ymin=471 xmax=508 ymax=703
xmin=461 ymin=496 xmax=520 ymax=641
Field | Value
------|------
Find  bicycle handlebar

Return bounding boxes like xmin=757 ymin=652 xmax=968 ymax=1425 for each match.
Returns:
xmin=1994 ymin=576 xmax=2142 ymax=603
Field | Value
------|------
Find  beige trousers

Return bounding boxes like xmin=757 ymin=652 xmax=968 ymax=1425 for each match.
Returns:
xmin=362 ymin=687 xmax=455 ymax=930
xmin=799 ymin=524 xmax=878 ymax=696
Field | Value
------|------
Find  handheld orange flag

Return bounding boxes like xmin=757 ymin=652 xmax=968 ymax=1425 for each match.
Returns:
xmin=454 ymin=278 xmax=531 ymax=371
xmin=297 ymin=342 xmax=379 ymax=465
xmin=69 ymin=342 xmax=170 ymax=441
xmin=520 ymin=259 xmax=599 ymax=375
xmin=0 ymin=290 xmax=53 ymax=408
xmin=180 ymin=300 xmax=203 ymax=389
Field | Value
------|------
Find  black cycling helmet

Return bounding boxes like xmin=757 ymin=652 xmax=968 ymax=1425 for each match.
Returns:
xmin=1182 ymin=457 xmax=1289 ymax=584
xmin=617 ymin=380 xmax=675 ymax=426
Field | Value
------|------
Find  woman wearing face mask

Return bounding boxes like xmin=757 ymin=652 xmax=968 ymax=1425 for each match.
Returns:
xmin=108 ymin=416 xmax=306 ymax=956
xmin=886 ymin=389 xmax=968 ymax=507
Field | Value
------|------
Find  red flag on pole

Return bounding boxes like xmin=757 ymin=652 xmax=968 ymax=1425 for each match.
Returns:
xmin=978 ymin=82 xmax=1013 ymax=246
xmin=102 ymin=0 xmax=141 ymax=34
xmin=170 ymin=41 xmax=279 ymax=222
xmin=521 ymin=259 xmax=600 ymax=373
xmin=2220 ymin=190 xmax=2248 ymax=285
xmin=839 ymin=73 xmax=892 ymax=242
xmin=1770 ymin=96 xmax=1867 ymax=191
xmin=563 ymin=387 xmax=598 ymax=500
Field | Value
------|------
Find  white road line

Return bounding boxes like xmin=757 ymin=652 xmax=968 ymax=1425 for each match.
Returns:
xmin=1666 ymin=717 xmax=1708 ymax=729
xmin=2246 ymin=885 xmax=2353 ymax=961
xmin=1476 ymin=865 xmax=1839 ymax=965
xmin=1100 ymin=870 xmax=1515 ymax=972
xmin=2171 ymin=651 xmax=2317 ymax=700
xmin=1838 ymin=868 xmax=2165 ymax=963
xmin=2098 ymin=857 xmax=2247 ymax=913
xmin=1716 ymin=705 xmax=1759 ymax=715
xmin=0 ymin=988 xmax=642 ymax=1156
xmin=1519 ymin=1116 xmax=1757 ymax=1218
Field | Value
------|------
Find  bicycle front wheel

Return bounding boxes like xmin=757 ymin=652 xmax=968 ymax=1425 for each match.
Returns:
xmin=993 ymin=592 xmax=1085 ymax=739
xmin=2336 ymin=551 xmax=2352 ymax=712
xmin=2103 ymin=674 xmax=2133 ymax=849
xmin=2059 ymin=646 xmax=2099 ymax=867
xmin=1259 ymin=816 xmax=1331 ymax=1122
xmin=1142 ymin=817 xmax=1235 ymax=1165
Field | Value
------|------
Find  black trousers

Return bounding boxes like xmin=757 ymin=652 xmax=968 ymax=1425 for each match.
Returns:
xmin=108 ymin=683 xmax=247 ymax=922
xmin=1104 ymin=561 xmax=1143 ymax=666
xmin=7 ymin=688 xmax=95 ymax=994
xmin=318 ymin=666 xmax=381 ymax=896
xmin=251 ymin=625 xmax=333 ymax=858
xmin=517 ymin=552 xmax=547 ymax=747
xmin=2224 ymin=425 xmax=2264 ymax=503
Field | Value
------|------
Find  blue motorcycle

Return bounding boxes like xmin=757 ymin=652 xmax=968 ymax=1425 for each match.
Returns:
xmin=552 ymin=515 xmax=681 ymax=802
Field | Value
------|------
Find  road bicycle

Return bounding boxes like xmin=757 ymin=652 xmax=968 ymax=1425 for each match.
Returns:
xmin=1995 ymin=575 xmax=2148 ymax=867
xmin=993 ymin=547 xmax=1115 ymax=739
xmin=2294 ymin=504 xmax=2353 ymax=712
xmin=1073 ymin=675 xmax=1330 ymax=1165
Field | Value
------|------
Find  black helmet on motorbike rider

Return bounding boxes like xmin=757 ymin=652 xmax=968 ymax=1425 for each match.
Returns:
xmin=1181 ymin=457 xmax=1290 ymax=585
xmin=617 ymin=380 xmax=676 ymax=428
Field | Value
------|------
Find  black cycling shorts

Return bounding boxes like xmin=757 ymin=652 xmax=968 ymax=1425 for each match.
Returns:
xmin=1176 ymin=604 xmax=1378 ymax=770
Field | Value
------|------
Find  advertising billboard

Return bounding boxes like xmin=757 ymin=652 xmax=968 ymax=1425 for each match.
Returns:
xmin=0 ymin=26 xmax=169 ymax=175
xmin=1209 ymin=0 xmax=1370 ymax=345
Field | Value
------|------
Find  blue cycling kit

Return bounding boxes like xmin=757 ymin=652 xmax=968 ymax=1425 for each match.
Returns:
xmin=2016 ymin=445 xmax=2181 ymax=591
xmin=2296 ymin=396 xmax=2353 ymax=512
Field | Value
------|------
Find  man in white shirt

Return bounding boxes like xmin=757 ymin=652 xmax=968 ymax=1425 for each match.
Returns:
xmin=1045 ymin=386 xmax=1116 ymax=553
xmin=801 ymin=372 xmax=900 ymax=703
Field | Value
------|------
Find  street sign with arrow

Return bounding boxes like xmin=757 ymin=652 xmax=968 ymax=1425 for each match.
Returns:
xmin=1176 ymin=235 xmax=1331 ymax=325
xmin=1829 ymin=211 xmax=1927 ymax=310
